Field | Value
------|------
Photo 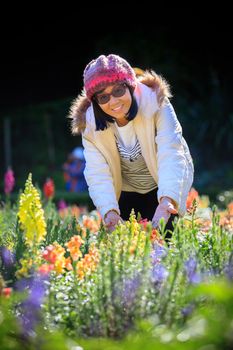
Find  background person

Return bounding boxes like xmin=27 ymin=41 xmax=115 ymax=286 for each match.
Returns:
xmin=63 ymin=147 xmax=88 ymax=192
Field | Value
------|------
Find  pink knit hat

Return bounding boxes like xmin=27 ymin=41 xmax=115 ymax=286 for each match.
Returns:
xmin=83 ymin=54 xmax=137 ymax=100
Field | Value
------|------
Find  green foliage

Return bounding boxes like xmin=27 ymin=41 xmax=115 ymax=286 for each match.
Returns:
xmin=0 ymin=202 xmax=18 ymax=249
xmin=0 ymin=294 xmax=23 ymax=350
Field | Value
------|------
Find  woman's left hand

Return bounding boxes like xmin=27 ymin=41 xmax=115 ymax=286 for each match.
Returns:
xmin=152 ymin=197 xmax=178 ymax=228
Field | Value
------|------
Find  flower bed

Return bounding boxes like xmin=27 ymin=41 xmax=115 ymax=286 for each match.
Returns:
xmin=0 ymin=174 xmax=233 ymax=349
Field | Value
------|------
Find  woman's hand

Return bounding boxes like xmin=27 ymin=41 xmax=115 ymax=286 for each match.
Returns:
xmin=152 ymin=197 xmax=178 ymax=229
xmin=104 ymin=210 xmax=124 ymax=232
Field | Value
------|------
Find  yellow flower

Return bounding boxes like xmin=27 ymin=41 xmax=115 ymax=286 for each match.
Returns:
xmin=18 ymin=173 xmax=47 ymax=247
xmin=16 ymin=258 xmax=33 ymax=278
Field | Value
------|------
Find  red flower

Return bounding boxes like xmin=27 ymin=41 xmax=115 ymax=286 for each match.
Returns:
xmin=2 ymin=287 xmax=12 ymax=298
xmin=139 ymin=218 xmax=149 ymax=230
xmin=43 ymin=178 xmax=55 ymax=199
xmin=139 ymin=218 xmax=164 ymax=244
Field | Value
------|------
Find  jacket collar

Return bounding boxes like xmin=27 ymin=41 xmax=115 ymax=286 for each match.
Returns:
xmin=68 ymin=70 xmax=171 ymax=135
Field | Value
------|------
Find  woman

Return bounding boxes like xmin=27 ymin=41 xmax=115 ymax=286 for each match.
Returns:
xmin=69 ymin=54 xmax=194 ymax=232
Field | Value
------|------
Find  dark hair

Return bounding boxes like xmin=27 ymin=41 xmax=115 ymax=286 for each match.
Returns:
xmin=92 ymin=85 xmax=138 ymax=131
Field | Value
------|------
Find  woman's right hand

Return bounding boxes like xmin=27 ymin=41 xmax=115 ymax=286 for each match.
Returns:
xmin=104 ymin=210 xmax=124 ymax=232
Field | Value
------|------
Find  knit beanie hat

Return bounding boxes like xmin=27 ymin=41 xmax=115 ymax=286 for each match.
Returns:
xmin=83 ymin=54 xmax=137 ymax=100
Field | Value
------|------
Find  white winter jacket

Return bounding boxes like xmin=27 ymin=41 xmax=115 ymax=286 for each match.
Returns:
xmin=69 ymin=72 xmax=194 ymax=219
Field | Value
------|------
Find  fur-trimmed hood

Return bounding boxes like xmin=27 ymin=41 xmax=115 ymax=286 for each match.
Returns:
xmin=68 ymin=70 xmax=172 ymax=135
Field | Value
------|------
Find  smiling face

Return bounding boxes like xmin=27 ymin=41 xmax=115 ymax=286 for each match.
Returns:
xmin=94 ymin=83 xmax=132 ymax=125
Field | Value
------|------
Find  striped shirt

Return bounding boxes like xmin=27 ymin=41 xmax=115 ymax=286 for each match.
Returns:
xmin=113 ymin=122 xmax=157 ymax=193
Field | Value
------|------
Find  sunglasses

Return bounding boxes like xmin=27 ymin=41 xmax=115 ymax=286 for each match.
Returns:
xmin=94 ymin=84 xmax=127 ymax=105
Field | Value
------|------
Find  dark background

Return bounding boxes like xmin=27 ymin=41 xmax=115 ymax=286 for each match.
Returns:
xmin=1 ymin=10 xmax=232 ymax=202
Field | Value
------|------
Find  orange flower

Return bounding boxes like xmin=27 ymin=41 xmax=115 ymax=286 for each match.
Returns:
xmin=43 ymin=178 xmax=55 ymax=199
xmin=82 ymin=215 xmax=101 ymax=233
xmin=65 ymin=235 xmax=84 ymax=261
xmin=186 ymin=188 xmax=199 ymax=210
xmin=42 ymin=244 xmax=64 ymax=264
xmin=227 ymin=202 xmax=233 ymax=216
xmin=38 ymin=264 xmax=54 ymax=275
xmin=220 ymin=214 xmax=233 ymax=230
xmin=71 ymin=205 xmax=81 ymax=219
xmin=41 ymin=243 xmax=66 ymax=274
xmin=59 ymin=205 xmax=87 ymax=220
xmin=129 ymin=244 xmax=136 ymax=254
xmin=150 ymin=228 xmax=164 ymax=244
xmin=76 ymin=245 xmax=99 ymax=279
xmin=65 ymin=257 xmax=73 ymax=271
xmin=76 ymin=261 xmax=85 ymax=280
xmin=58 ymin=207 xmax=69 ymax=219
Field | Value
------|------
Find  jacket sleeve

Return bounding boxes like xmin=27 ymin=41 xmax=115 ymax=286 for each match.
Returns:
xmin=155 ymin=99 xmax=194 ymax=216
xmin=82 ymin=136 xmax=120 ymax=219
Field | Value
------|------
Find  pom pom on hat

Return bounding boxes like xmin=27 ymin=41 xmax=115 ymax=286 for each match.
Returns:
xmin=83 ymin=54 xmax=137 ymax=100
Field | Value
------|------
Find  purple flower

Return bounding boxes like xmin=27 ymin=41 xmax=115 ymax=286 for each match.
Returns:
xmin=0 ymin=246 xmax=15 ymax=267
xmin=122 ymin=275 xmax=141 ymax=307
xmin=151 ymin=263 xmax=169 ymax=284
xmin=184 ymin=257 xmax=201 ymax=284
xmin=17 ymin=274 xmax=49 ymax=338
xmin=112 ymin=275 xmax=141 ymax=310
xmin=4 ymin=168 xmax=15 ymax=194
xmin=181 ymin=303 xmax=195 ymax=318
xmin=15 ymin=276 xmax=34 ymax=292
xmin=28 ymin=276 xmax=48 ymax=307
xmin=150 ymin=243 xmax=167 ymax=265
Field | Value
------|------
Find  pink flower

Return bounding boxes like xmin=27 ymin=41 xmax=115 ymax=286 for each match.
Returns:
xmin=138 ymin=218 xmax=149 ymax=230
xmin=58 ymin=199 xmax=67 ymax=210
xmin=4 ymin=168 xmax=15 ymax=194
